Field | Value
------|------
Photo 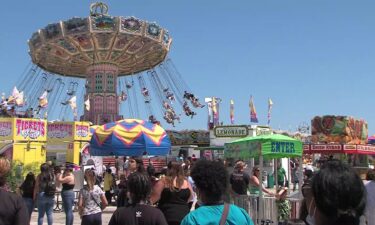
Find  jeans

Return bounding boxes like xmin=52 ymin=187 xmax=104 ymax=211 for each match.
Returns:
xmin=37 ymin=192 xmax=54 ymax=225
xmin=23 ymin=197 xmax=34 ymax=221
xmin=61 ymin=190 xmax=75 ymax=225
xmin=81 ymin=212 xmax=102 ymax=225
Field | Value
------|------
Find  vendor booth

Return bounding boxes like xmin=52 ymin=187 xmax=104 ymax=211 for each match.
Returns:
xmin=47 ymin=121 xmax=91 ymax=165
xmin=225 ymin=134 xmax=303 ymax=225
xmin=0 ymin=118 xmax=47 ymax=170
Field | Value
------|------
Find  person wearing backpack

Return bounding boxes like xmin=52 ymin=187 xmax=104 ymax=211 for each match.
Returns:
xmin=58 ymin=165 xmax=75 ymax=225
xmin=34 ymin=163 xmax=55 ymax=225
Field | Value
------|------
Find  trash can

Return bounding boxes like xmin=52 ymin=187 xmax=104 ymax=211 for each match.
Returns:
xmin=267 ymin=172 xmax=274 ymax=188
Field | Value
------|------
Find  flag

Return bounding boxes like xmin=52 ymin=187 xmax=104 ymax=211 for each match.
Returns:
xmin=249 ymin=95 xmax=258 ymax=123
xmin=230 ymin=99 xmax=234 ymax=124
xmin=68 ymin=96 xmax=77 ymax=110
xmin=15 ymin=91 xmax=24 ymax=107
xmin=212 ymin=97 xmax=219 ymax=126
xmin=38 ymin=91 xmax=48 ymax=108
xmin=268 ymin=98 xmax=273 ymax=126
xmin=85 ymin=97 xmax=90 ymax=111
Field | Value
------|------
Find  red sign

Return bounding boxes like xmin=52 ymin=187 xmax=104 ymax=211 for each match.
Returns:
xmin=304 ymin=144 xmax=375 ymax=155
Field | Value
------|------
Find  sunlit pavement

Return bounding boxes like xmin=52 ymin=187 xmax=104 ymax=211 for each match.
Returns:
xmin=30 ymin=206 xmax=117 ymax=225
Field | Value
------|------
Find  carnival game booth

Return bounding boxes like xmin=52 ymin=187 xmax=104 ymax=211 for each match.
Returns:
xmin=303 ymin=144 xmax=375 ymax=177
xmin=0 ymin=117 xmax=47 ymax=171
xmin=224 ymin=134 xmax=303 ymax=225
xmin=47 ymin=121 xmax=91 ymax=166
xmin=308 ymin=115 xmax=373 ymax=175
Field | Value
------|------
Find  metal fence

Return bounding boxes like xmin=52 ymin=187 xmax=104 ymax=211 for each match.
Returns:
xmin=231 ymin=194 xmax=302 ymax=225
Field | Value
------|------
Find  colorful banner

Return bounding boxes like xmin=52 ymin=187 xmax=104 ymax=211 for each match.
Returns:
xmin=311 ymin=116 xmax=368 ymax=144
xmin=267 ymin=98 xmax=273 ymax=126
xmin=47 ymin=122 xmax=74 ymax=142
xmin=230 ymin=100 xmax=234 ymax=125
xmin=249 ymin=95 xmax=258 ymax=123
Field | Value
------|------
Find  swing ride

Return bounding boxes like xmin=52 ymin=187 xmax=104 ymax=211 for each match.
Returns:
xmin=4 ymin=2 xmax=203 ymax=126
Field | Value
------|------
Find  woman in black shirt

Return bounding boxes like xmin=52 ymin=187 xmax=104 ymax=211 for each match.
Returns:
xmin=0 ymin=157 xmax=28 ymax=225
xmin=19 ymin=172 xmax=36 ymax=222
xmin=109 ymin=172 xmax=167 ymax=225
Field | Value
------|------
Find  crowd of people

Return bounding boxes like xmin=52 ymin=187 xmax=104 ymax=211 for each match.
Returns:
xmin=0 ymin=155 xmax=374 ymax=225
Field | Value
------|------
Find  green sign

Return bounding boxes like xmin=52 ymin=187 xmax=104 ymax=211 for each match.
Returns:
xmin=224 ymin=134 xmax=303 ymax=159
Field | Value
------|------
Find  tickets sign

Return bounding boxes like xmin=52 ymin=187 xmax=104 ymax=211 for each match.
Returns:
xmin=74 ymin=122 xmax=91 ymax=141
xmin=14 ymin=118 xmax=47 ymax=141
xmin=0 ymin=121 xmax=12 ymax=138
xmin=47 ymin=123 xmax=73 ymax=139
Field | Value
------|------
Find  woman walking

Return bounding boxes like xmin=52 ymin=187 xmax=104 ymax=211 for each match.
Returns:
xmin=78 ymin=169 xmax=108 ymax=225
xmin=20 ymin=172 xmax=36 ymax=222
xmin=58 ymin=165 xmax=75 ymax=225
xmin=34 ymin=163 xmax=55 ymax=225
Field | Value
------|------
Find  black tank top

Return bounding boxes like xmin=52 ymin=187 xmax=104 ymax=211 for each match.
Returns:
xmin=62 ymin=183 xmax=75 ymax=191
xmin=158 ymin=187 xmax=191 ymax=223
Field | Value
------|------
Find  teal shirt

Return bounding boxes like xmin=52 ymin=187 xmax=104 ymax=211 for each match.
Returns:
xmin=181 ymin=204 xmax=254 ymax=225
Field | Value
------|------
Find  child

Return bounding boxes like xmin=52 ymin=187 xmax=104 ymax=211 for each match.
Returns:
xmin=276 ymin=187 xmax=291 ymax=225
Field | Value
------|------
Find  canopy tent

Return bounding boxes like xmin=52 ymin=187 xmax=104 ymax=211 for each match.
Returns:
xmin=224 ymin=134 xmax=303 ymax=225
xmin=303 ymin=144 xmax=375 ymax=155
xmin=224 ymin=134 xmax=303 ymax=159
xmin=89 ymin=119 xmax=171 ymax=156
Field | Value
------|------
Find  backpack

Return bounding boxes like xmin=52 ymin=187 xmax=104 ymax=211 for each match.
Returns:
xmin=44 ymin=174 xmax=56 ymax=196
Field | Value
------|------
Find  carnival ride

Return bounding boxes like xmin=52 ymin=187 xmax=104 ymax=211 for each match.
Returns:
xmin=5 ymin=2 xmax=203 ymax=127
xmin=0 ymin=2 xmax=205 ymax=169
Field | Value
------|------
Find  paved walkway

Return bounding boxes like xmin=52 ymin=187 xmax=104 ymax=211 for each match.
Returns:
xmin=30 ymin=206 xmax=117 ymax=225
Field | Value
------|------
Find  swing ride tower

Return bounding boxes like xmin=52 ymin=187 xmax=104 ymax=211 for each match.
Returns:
xmin=28 ymin=2 xmax=172 ymax=124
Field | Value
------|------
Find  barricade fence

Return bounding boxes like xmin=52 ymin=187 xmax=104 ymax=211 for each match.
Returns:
xmin=231 ymin=194 xmax=302 ymax=225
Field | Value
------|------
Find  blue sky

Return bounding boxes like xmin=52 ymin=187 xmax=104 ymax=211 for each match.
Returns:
xmin=1 ymin=0 xmax=375 ymax=134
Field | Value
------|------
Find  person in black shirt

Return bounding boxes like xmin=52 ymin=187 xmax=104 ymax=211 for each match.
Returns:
xmin=230 ymin=160 xmax=250 ymax=195
xmin=19 ymin=172 xmax=36 ymax=222
xmin=0 ymin=157 xmax=28 ymax=225
xmin=109 ymin=172 xmax=167 ymax=225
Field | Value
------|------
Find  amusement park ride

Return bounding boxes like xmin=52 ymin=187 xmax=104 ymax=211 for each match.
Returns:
xmin=0 ymin=2 xmax=204 ymax=169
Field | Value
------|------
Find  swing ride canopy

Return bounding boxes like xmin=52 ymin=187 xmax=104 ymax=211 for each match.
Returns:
xmin=224 ymin=134 xmax=303 ymax=159
xmin=28 ymin=3 xmax=172 ymax=77
xmin=89 ymin=119 xmax=171 ymax=156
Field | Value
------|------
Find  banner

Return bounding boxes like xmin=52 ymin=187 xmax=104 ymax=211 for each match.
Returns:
xmin=14 ymin=118 xmax=47 ymax=141
xmin=249 ymin=95 xmax=258 ymax=123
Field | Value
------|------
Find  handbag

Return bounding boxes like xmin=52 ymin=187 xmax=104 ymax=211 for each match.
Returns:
xmin=219 ymin=203 xmax=230 ymax=225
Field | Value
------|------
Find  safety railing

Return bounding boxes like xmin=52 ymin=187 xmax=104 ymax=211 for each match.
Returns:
xmin=231 ymin=194 xmax=303 ymax=225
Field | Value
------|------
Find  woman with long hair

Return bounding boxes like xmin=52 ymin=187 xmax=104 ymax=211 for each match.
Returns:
xmin=116 ymin=157 xmax=145 ymax=207
xmin=249 ymin=166 xmax=275 ymax=196
xmin=109 ymin=172 xmax=167 ymax=225
xmin=20 ymin=172 xmax=36 ymax=221
xmin=150 ymin=161 xmax=193 ymax=225
xmin=57 ymin=165 xmax=75 ymax=225
xmin=0 ymin=157 xmax=28 ymax=225
xmin=78 ymin=169 xmax=108 ymax=225
xmin=34 ymin=163 xmax=55 ymax=225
